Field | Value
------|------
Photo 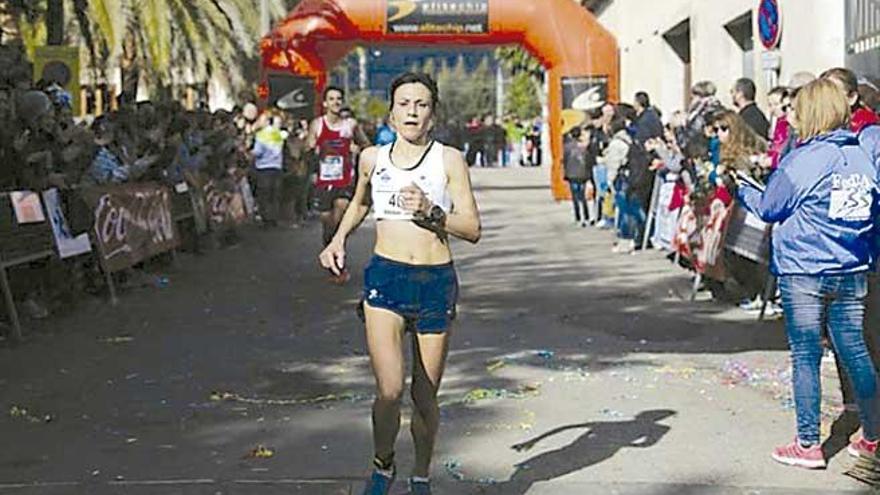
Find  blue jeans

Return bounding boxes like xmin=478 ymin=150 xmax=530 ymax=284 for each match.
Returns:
xmin=568 ymin=180 xmax=587 ymax=223
xmin=778 ymin=273 xmax=880 ymax=444
xmin=615 ymin=193 xmax=646 ymax=241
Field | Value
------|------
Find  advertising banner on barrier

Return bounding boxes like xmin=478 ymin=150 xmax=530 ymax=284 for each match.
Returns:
xmin=203 ymin=179 xmax=247 ymax=228
xmin=651 ymin=180 xmax=679 ymax=251
xmin=42 ymin=189 xmax=92 ymax=259
xmin=695 ymin=200 xmax=732 ymax=280
xmin=724 ymin=204 xmax=772 ymax=265
xmin=83 ymin=184 xmax=179 ymax=272
xmin=10 ymin=191 xmax=47 ymax=224
xmin=387 ymin=0 xmax=489 ymax=35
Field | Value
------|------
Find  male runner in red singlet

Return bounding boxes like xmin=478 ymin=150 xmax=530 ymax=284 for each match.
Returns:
xmin=308 ymin=86 xmax=370 ymax=254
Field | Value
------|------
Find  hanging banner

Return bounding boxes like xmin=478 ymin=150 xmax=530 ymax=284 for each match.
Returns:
xmin=267 ymin=74 xmax=316 ymax=120
xmin=387 ymin=0 xmax=489 ymax=35
xmin=561 ymin=76 xmax=608 ymax=133
xmin=42 ymin=188 xmax=92 ymax=259
xmin=83 ymin=184 xmax=179 ymax=272
xmin=33 ymin=45 xmax=81 ymax=116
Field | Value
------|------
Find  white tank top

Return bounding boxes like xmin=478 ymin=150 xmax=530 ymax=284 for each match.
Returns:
xmin=371 ymin=141 xmax=452 ymax=221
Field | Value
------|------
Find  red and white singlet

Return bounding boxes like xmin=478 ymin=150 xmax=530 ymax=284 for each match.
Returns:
xmin=315 ymin=117 xmax=356 ymax=189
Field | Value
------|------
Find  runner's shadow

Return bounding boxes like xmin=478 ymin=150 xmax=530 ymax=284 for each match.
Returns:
xmin=480 ymin=409 xmax=676 ymax=495
xmin=822 ymin=409 xmax=860 ymax=460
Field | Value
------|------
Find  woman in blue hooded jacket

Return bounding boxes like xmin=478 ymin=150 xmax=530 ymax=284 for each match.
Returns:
xmin=738 ymin=78 xmax=880 ymax=469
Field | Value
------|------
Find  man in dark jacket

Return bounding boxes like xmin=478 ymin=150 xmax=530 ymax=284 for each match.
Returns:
xmin=481 ymin=114 xmax=507 ymax=167
xmin=563 ymin=127 xmax=591 ymax=226
xmin=732 ymin=78 xmax=770 ymax=138
xmin=633 ymin=92 xmax=664 ymax=145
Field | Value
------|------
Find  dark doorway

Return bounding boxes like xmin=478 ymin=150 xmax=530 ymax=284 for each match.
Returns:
xmin=725 ymin=11 xmax=755 ymax=80
xmin=663 ymin=19 xmax=692 ymax=110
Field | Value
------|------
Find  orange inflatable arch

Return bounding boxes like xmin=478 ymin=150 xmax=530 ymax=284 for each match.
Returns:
xmin=261 ymin=0 xmax=619 ymax=200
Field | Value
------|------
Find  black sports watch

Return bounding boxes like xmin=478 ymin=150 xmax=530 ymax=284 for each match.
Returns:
xmin=425 ymin=204 xmax=446 ymax=225
xmin=413 ymin=204 xmax=447 ymax=234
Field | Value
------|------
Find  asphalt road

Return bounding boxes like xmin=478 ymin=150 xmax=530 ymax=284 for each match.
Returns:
xmin=0 ymin=166 xmax=871 ymax=494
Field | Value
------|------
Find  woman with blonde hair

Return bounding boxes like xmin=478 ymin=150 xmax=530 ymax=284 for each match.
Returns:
xmin=737 ymin=78 xmax=880 ymax=469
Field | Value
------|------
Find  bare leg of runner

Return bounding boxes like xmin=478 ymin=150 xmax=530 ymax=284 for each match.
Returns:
xmin=410 ymin=331 xmax=451 ymax=478
xmin=365 ymin=304 xmax=407 ymax=468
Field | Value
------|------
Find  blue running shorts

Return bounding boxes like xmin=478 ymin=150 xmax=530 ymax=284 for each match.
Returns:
xmin=361 ymin=255 xmax=458 ymax=334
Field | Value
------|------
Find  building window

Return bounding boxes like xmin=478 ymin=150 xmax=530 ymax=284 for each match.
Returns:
xmin=663 ymin=19 xmax=691 ymax=109
xmin=725 ymin=11 xmax=755 ymax=81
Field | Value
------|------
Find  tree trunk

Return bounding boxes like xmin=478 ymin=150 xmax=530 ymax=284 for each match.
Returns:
xmin=46 ymin=0 xmax=64 ymax=45
xmin=119 ymin=28 xmax=140 ymax=104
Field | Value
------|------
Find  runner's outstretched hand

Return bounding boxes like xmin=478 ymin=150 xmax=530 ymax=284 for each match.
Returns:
xmin=319 ymin=240 xmax=346 ymax=276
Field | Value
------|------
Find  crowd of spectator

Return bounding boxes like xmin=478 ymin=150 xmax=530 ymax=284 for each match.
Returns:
xmin=563 ymin=67 xmax=880 ymax=470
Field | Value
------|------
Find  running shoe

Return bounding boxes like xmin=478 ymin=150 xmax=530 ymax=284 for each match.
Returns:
xmin=771 ymin=439 xmax=826 ymax=469
xmin=848 ymin=433 xmax=879 ymax=459
xmin=407 ymin=477 xmax=432 ymax=495
xmin=738 ymin=297 xmax=762 ymax=312
xmin=361 ymin=468 xmax=395 ymax=495
xmin=763 ymin=303 xmax=784 ymax=319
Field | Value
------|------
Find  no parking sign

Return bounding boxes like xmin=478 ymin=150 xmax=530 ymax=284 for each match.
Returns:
xmin=758 ymin=0 xmax=782 ymax=50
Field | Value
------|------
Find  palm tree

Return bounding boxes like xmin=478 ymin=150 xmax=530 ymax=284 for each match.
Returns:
xmin=73 ymin=0 xmax=291 ymax=102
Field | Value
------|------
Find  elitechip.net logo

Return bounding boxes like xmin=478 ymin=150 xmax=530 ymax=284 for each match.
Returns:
xmin=388 ymin=1 xmax=418 ymax=22
xmin=389 ymin=1 xmax=488 ymax=22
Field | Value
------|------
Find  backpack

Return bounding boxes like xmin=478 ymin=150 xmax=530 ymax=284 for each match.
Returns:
xmin=623 ymin=140 xmax=653 ymax=204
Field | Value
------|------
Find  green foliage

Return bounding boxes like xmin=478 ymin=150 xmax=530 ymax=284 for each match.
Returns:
xmin=434 ymin=55 xmax=495 ymax=122
xmin=50 ymin=0 xmax=294 ymax=96
xmin=506 ymin=71 xmax=540 ymax=120
xmin=495 ymin=45 xmax=544 ymax=82
xmin=349 ymin=90 xmax=388 ymax=123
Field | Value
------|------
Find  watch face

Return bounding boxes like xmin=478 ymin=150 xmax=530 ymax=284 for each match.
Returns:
xmin=429 ymin=205 xmax=445 ymax=222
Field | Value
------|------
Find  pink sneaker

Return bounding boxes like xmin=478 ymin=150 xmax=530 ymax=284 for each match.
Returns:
xmin=848 ymin=434 xmax=879 ymax=459
xmin=771 ymin=439 xmax=826 ymax=469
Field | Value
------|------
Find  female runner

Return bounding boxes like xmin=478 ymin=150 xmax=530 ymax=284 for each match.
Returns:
xmin=319 ymin=72 xmax=481 ymax=495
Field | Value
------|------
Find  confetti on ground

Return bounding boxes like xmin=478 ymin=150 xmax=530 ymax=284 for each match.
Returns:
xmin=599 ymin=408 xmax=624 ymax=418
xmin=483 ymin=350 xmax=592 ymax=376
xmin=441 ymin=384 xmax=541 ymax=407
xmin=444 ymin=459 xmax=465 ymax=481
xmin=209 ymin=390 xmax=370 ymax=406
xmin=719 ymin=359 xmax=844 ymax=425
xmin=9 ymin=405 xmax=52 ymax=423
xmin=486 ymin=360 xmax=507 ymax=373
xmin=654 ymin=366 xmax=698 ymax=379
xmin=245 ymin=445 xmax=275 ymax=459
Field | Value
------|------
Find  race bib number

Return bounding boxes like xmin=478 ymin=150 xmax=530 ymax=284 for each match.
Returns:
xmin=374 ymin=186 xmax=412 ymax=220
xmin=319 ymin=155 xmax=344 ymax=182
xmin=829 ymin=173 xmax=873 ymax=221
